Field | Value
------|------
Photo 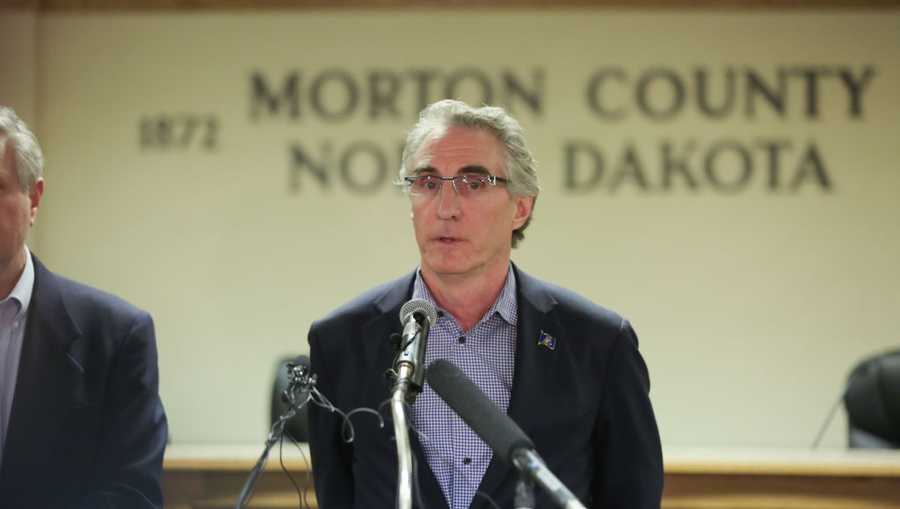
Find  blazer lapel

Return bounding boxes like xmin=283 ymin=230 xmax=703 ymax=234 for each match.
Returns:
xmin=0 ymin=257 xmax=83 ymax=484
xmin=367 ymin=273 xmax=449 ymax=509
xmin=472 ymin=265 xmax=562 ymax=508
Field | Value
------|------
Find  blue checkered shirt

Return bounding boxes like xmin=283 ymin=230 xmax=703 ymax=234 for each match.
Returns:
xmin=411 ymin=266 xmax=518 ymax=509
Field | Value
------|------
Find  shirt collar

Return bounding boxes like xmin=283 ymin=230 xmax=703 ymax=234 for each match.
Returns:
xmin=1 ymin=246 xmax=35 ymax=318
xmin=412 ymin=264 xmax=518 ymax=327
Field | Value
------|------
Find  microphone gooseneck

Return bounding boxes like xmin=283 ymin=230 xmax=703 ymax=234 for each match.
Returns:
xmin=390 ymin=299 xmax=437 ymax=509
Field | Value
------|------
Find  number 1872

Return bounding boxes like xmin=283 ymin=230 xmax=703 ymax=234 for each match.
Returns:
xmin=139 ymin=114 xmax=219 ymax=150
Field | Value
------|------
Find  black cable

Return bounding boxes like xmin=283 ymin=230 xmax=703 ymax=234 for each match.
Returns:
xmin=474 ymin=491 xmax=502 ymax=509
xmin=235 ymin=415 xmax=292 ymax=509
xmin=344 ymin=407 xmax=386 ymax=431
xmin=307 ymin=387 xmax=376 ymax=444
xmin=286 ymin=430 xmax=313 ymax=509
xmin=399 ymin=399 xmax=429 ymax=445
xmin=280 ymin=381 xmax=318 ymax=509
xmin=237 ymin=363 xmax=316 ymax=509
xmin=410 ymin=450 xmax=428 ymax=509
xmin=278 ymin=431 xmax=305 ymax=509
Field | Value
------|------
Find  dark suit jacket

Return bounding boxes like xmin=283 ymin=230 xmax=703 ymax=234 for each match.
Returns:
xmin=0 ymin=255 xmax=168 ymax=509
xmin=308 ymin=265 xmax=663 ymax=509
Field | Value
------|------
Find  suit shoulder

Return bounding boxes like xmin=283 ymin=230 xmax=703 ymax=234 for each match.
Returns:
xmin=30 ymin=260 xmax=157 ymax=360
xmin=54 ymin=274 xmax=149 ymax=322
xmin=310 ymin=273 xmax=411 ymax=335
xmin=524 ymin=273 xmax=629 ymax=335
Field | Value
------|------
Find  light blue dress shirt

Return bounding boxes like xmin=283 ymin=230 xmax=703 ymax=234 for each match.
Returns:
xmin=0 ymin=247 xmax=35 ymax=468
xmin=412 ymin=265 xmax=518 ymax=509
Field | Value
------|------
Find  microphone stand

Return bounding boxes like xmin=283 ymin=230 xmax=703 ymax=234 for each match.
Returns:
xmin=512 ymin=449 xmax=587 ymax=509
xmin=389 ymin=312 xmax=430 ymax=509
xmin=390 ymin=365 xmax=416 ymax=509
xmin=235 ymin=417 xmax=289 ymax=509
xmin=513 ymin=474 xmax=535 ymax=509
xmin=236 ymin=360 xmax=316 ymax=509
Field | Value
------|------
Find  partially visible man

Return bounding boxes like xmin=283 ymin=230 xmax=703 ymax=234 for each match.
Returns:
xmin=0 ymin=107 xmax=167 ymax=508
xmin=308 ymin=100 xmax=663 ymax=508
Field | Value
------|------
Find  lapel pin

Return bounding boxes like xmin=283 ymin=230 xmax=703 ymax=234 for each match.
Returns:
xmin=537 ymin=330 xmax=557 ymax=351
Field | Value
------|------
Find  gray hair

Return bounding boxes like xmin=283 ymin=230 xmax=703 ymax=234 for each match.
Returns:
xmin=0 ymin=106 xmax=44 ymax=191
xmin=399 ymin=100 xmax=540 ymax=248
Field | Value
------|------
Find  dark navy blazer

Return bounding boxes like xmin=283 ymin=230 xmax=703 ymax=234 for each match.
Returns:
xmin=308 ymin=265 xmax=663 ymax=509
xmin=0 ymin=255 xmax=167 ymax=508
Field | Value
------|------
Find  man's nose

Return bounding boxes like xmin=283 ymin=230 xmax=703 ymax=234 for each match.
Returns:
xmin=436 ymin=180 xmax=461 ymax=219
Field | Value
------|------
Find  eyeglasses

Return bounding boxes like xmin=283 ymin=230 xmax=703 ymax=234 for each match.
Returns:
xmin=401 ymin=173 xmax=509 ymax=199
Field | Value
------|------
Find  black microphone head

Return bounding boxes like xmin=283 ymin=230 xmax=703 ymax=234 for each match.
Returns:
xmin=426 ymin=359 xmax=534 ymax=464
xmin=399 ymin=298 xmax=438 ymax=326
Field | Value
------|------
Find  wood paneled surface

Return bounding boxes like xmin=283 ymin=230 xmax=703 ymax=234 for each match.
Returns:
xmin=163 ymin=445 xmax=900 ymax=509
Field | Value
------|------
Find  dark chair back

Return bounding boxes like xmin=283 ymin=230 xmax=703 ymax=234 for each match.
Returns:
xmin=844 ymin=349 xmax=900 ymax=448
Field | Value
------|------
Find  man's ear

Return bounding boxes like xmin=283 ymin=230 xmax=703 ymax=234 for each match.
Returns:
xmin=29 ymin=178 xmax=44 ymax=225
xmin=512 ymin=195 xmax=534 ymax=230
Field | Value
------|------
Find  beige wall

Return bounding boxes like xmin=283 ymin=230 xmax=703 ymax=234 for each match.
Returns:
xmin=0 ymin=10 xmax=36 ymax=121
xmin=13 ymin=10 xmax=900 ymax=448
xmin=0 ymin=9 xmax=39 ymax=252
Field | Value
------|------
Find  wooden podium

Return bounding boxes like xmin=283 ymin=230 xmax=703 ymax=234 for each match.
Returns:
xmin=163 ymin=444 xmax=900 ymax=509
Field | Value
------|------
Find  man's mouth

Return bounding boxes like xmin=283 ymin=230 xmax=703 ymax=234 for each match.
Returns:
xmin=436 ymin=236 xmax=461 ymax=244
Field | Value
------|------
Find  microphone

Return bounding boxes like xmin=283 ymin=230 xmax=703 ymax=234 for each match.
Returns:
xmin=390 ymin=300 xmax=438 ymax=509
xmin=238 ymin=356 xmax=319 ymax=509
xmin=394 ymin=299 xmax=438 ymax=402
xmin=426 ymin=359 xmax=587 ymax=509
xmin=282 ymin=355 xmax=315 ymax=408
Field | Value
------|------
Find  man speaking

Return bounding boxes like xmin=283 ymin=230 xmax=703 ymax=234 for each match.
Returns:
xmin=308 ymin=100 xmax=663 ymax=508
xmin=0 ymin=107 xmax=167 ymax=508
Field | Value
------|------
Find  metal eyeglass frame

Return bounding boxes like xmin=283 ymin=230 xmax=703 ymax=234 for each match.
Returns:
xmin=401 ymin=173 xmax=510 ymax=198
